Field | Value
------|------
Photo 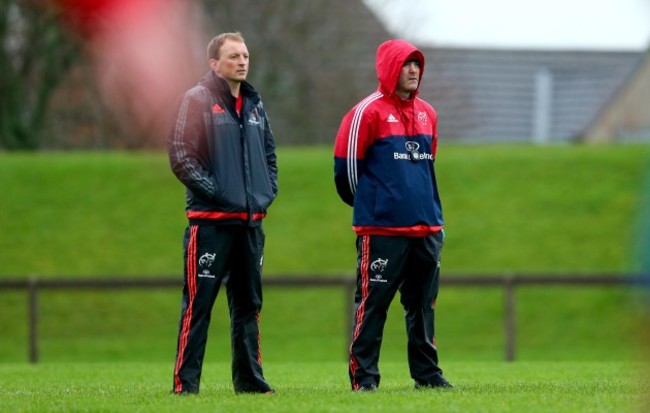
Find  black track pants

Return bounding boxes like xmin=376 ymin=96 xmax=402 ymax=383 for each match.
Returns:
xmin=348 ymin=232 xmax=444 ymax=389
xmin=172 ymin=224 xmax=272 ymax=394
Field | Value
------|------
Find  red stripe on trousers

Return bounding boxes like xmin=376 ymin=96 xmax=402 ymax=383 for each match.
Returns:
xmin=173 ymin=225 xmax=198 ymax=393
xmin=349 ymin=235 xmax=370 ymax=389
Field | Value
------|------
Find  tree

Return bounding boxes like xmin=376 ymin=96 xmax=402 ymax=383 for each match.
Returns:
xmin=0 ymin=0 xmax=78 ymax=150
xmin=1 ymin=0 xmax=392 ymax=149
xmin=200 ymin=0 xmax=387 ymax=144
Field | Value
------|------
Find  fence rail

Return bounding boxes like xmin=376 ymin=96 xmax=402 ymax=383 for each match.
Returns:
xmin=0 ymin=274 xmax=646 ymax=364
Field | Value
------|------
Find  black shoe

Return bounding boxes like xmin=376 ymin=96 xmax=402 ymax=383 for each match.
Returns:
xmin=415 ymin=376 xmax=453 ymax=389
xmin=235 ymin=387 xmax=276 ymax=395
xmin=171 ymin=389 xmax=198 ymax=395
xmin=355 ymin=384 xmax=377 ymax=392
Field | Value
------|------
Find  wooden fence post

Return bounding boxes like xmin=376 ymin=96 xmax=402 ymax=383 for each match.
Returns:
xmin=504 ymin=276 xmax=516 ymax=362
xmin=28 ymin=277 xmax=39 ymax=364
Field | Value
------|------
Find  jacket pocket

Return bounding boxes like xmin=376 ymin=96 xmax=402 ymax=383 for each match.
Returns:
xmin=251 ymin=171 xmax=275 ymax=211
xmin=212 ymin=173 xmax=232 ymax=204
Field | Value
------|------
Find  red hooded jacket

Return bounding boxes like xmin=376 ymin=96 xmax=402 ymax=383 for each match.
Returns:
xmin=334 ymin=39 xmax=444 ymax=236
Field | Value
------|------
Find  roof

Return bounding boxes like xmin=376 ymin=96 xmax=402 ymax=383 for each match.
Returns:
xmin=418 ymin=47 xmax=644 ymax=142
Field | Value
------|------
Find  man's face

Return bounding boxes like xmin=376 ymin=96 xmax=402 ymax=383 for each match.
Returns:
xmin=211 ymin=39 xmax=249 ymax=83
xmin=395 ymin=59 xmax=420 ymax=97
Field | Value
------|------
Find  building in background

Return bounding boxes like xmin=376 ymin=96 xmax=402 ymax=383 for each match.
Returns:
xmin=364 ymin=0 xmax=650 ymax=143
xmin=583 ymin=52 xmax=650 ymax=142
xmin=419 ymin=48 xmax=647 ymax=143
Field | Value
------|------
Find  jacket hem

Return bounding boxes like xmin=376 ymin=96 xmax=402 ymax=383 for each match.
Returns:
xmin=353 ymin=225 xmax=443 ymax=237
xmin=187 ymin=210 xmax=266 ymax=222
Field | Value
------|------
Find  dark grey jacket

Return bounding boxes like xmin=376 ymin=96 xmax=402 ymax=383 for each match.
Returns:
xmin=168 ymin=71 xmax=278 ymax=226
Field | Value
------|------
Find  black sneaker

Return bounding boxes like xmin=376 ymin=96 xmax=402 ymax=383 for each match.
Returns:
xmin=415 ymin=376 xmax=453 ymax=389
xmin=356 ymin=384 xmax=378 ymax=392
xmin=171 ymin=388 xmax=198 ymax=395
xmin=235 ymin=387 xmax=276 ymax=395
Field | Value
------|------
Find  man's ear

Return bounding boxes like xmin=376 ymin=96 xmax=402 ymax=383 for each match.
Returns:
xmin=209 ymin=59 xmax=219 ymax=73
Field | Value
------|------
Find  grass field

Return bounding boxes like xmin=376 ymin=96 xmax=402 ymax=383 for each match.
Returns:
xmin=0 ymin=361 xmax=647 ymax=412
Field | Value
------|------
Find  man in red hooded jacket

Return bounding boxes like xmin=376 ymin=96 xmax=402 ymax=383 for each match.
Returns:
xmin=334 ymin=39 xmax=452 ymax=391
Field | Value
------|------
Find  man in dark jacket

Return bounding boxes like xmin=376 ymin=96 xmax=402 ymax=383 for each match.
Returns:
xmin=334 ymin=39 xmax=452 ymax=391
xmin=168 ymin=32 xmax=277 ymax=395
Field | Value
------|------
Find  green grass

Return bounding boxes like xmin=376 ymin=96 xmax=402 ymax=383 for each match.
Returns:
xmin=0 ymin=152 xmax=185 ymax=277
xmin=1 ymin=145 xmax=649 ymax=364
xmin=0 ymin=361 xmax=647 ymax=412
xmin=438 ymin=144 xmax=650 ymax=273
xmin=1 ymin=144 xmax=649 ymax=276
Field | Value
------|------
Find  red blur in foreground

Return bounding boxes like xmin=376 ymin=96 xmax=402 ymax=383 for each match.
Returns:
xmin=52 ymin=0 xmax=127 ymax=37
xmin=51 ymin=0 xmax=201 ymax=139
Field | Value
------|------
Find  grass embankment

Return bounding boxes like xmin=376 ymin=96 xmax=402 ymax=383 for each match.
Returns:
xmin=0 ymin=145 xmax=649 ymax=364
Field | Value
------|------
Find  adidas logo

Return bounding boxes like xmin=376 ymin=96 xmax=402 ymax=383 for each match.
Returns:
xmin=387 ymin=113 xmax=399 ymax=123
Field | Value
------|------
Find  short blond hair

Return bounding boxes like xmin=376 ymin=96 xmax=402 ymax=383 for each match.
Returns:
xmin=207 ymin=32 xmax=245 ymax=60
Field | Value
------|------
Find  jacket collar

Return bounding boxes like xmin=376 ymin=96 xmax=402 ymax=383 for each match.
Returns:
xmin=200 ymin=71 xmax=260 ymax=105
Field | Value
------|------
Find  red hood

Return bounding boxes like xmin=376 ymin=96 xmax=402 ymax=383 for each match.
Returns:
xmin=375 ymin=39 xmax=425 ymax=97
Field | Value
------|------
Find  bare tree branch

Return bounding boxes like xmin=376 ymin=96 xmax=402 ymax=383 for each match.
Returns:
xmin=0 ymin=0 xmax=79 ymax=150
